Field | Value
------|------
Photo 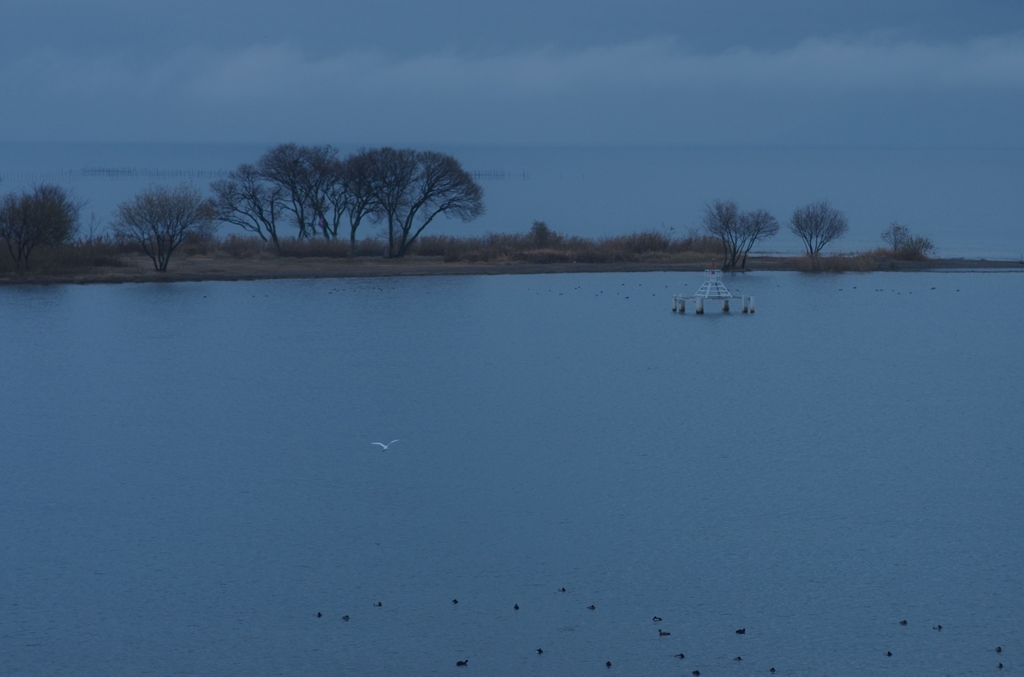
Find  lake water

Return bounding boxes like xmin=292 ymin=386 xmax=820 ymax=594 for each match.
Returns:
xmin=1 ymin=143 xmax=1023 ymax=259
xmin=1 ymin=270 xmax=1022 ymax=676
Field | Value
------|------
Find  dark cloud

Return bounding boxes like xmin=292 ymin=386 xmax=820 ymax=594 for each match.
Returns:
xmin=1 ymin=1 xmax=1022 ymax=144
xmin=4 ymin=0 xmax=1022 ymax=56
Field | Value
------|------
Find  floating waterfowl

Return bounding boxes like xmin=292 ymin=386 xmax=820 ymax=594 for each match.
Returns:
xmin=659 ymin=629 xmax=671 ymax=636
xmin=606 ymin=661 xmax=612 ymax=667
xmin=886 ymin=651 xmax=892 ymax=657
xmin=374 ymin=602 xmax=382 ymax=607
xmin=652 ymin=616 xmax=662 ymax=622
xmin=734 ymin=656 xmax=742 ymax=661
xmin=899 ymin=620 xmax=908 ymax=626
xmin=342 ymin=615 xmax=349 ymax=621
xmin=456 ymin=659 xmax=468 ymax=667
xmin=536 ymin=648 xmax=543 ymax=654
xmin=736 ymin=628 xmax=746 ymax=634
xmin=587 ymin=605 xmax=596 ymax=610
xmin=514 ymin=604 xmax=519 ymax=610
xmin=452 ymin=599 xmax=458 ymax=604
xmin=316 ymin=612 xmax=322 ymax=618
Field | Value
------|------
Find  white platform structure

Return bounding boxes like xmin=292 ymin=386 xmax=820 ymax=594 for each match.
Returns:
xmin=672 ymin=265 xmax=754 ymax=314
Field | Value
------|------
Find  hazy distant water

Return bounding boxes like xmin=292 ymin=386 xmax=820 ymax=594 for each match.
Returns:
xmin=1 ymin=142 xmax=1022 ymax=258
xmin=1 ymin=271 xmax=1022 ymax=676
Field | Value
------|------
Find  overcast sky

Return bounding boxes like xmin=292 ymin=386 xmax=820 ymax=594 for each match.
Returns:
xmin=2 ymin=0 xmax=1022 ymax=145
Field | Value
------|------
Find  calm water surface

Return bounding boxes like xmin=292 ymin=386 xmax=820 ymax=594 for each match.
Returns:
xmin=1 ymin=271 xmax=1022 ymax=676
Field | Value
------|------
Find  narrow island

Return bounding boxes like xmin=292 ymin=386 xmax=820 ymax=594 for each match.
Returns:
xmin=2 ymin=143 xmax=1021 ymax=285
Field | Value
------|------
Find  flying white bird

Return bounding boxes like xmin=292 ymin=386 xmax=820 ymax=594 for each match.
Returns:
xmin=371 ymin=439 xmax=400 ymax=450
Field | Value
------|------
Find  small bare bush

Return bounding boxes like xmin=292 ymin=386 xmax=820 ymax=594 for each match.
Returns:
xmin=529 ymin=220 xmax=563 ymax=248
xmin=881 ymin=222 xmax=935 ymax=260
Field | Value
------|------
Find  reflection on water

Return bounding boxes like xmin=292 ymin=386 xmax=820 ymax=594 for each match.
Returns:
xmin=1 ymin=271 xmax=1022 ymax=676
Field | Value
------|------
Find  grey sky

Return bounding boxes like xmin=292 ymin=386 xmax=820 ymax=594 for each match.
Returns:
xmin=2 ymin=0 xmax=1022 ymax=145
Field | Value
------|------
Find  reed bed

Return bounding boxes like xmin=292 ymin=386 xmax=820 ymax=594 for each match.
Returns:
xmin=0 ymin=226 xmax=932 ymax=278
xmin=0 ymin=236 xmax=134 ymax=275
xmin=794 ymin=249 xmax=896 ymax=272
xmin=408 ymin=229 xmax=724 ymax=263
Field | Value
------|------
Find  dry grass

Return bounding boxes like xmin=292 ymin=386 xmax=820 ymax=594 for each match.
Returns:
xmin=0 ymin=224 xmax=965 ymax=283
xmin=793 ymin=249 xmax=897 ymax=272
xmin=407 ymin=229 xmax=724 ymax=264
xmin=0 ymin=235 xmax=132 ymax=276
xmin=215 ymin=235 xmax=390 ymax=259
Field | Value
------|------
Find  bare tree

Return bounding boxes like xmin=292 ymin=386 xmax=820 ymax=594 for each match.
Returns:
xmin=702 ymin=200 xmax=742 ymax=269
xmin=0 ymin=184 xmax=83 ymax=265
xmin=112 ymin=184 xmax=215 ymax=271
xmin=736 ymin=209 xmax=780 ymax=268
xmin=221 ymin=145 xmax=482 ymax=257
xmin=365 ymin=147 xmax=419 ymax=257
xmin=302 ymin=145 xmax=344 ymax=240
xmin=391 ymin=150 xmax=483 ymax=257
xmin=790 ymin=201 xmax=848 ymax=258
xmin=333 ymin=150 xmax=377 ymax=257
xmin=256 ymin=144 xmax=341 ymax=239
xmin=211 ymin=164 xmax=284 ymax=253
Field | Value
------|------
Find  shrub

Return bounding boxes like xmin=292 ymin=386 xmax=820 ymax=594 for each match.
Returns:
xmin=529 ymin=220 xmax=563 ymax=248
xmin=881 ymin=222 xmax=935 ymax=260
xmin=0 ymin=184 xmax=83 ymax=265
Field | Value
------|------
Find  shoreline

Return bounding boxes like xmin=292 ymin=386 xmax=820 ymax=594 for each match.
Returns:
xmin=1 ymin=254 xmax=1022 ymax=286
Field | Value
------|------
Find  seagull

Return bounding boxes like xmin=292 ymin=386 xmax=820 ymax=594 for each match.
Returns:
xmin=372 ymin=439 xmax=400 ymax=450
